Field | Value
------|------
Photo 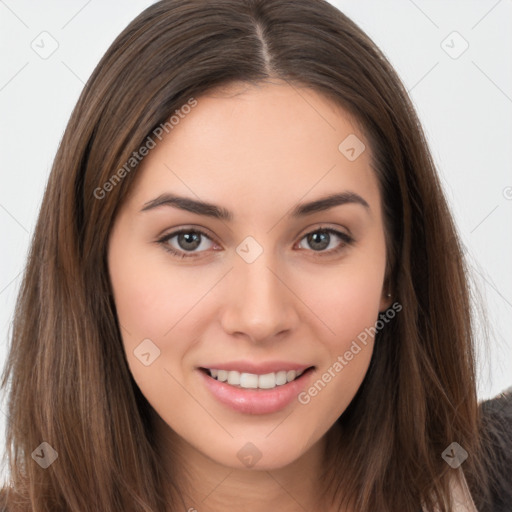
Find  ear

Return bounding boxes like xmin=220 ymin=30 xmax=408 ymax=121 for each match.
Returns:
xmin=379 ymin=280 xmax=393 ymax=312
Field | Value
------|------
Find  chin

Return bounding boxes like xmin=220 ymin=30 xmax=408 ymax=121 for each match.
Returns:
xmin=204 ymin=433 xmax=318 ymax=471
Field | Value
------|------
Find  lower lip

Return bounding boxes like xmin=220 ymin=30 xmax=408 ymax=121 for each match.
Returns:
xmin=198 ymin=368 xmax=315 ymax=415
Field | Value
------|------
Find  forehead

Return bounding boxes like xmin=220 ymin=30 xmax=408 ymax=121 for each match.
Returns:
xmin=125 ymin=81 xmax=381 ymax=219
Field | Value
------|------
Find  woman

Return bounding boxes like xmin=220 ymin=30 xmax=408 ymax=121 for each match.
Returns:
xmin=1 ymin=1 xmax=511 ymax=510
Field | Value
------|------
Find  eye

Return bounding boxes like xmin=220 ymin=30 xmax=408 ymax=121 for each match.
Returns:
xmin=157 ymin=226 xmax=354 ymax=260
xmin=157 ymin=228 xmax=217 ymax=259
xmin=296 ymin=227 xmax=354 ymax=256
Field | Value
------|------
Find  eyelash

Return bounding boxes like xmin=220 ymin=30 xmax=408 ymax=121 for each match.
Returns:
xmin=156 ymin=226 xmax=354 ymax=260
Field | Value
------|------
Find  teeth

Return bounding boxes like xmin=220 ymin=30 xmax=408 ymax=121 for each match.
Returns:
xmin=286 ymin=370 xmax=296 ymax=382
xmin=207 ymin=368 xmax=306 ymax=389
xmin=227 ymin=370 xmax=240 ymax=385
xmin=240 ymin=373 xmax=258 ymax=388
xmin=275 ymin=371 xmax=287 ymax=386
xmin=258 ymin=373 xmax=276 ymax=389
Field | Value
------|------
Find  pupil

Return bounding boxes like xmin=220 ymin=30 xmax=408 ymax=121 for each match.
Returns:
xmin=179 ymin=232 xmax=200 ymax=250
xmin=309 ymin=231 xmax=329 ymax=251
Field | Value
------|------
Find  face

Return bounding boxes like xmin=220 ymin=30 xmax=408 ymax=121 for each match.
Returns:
xmin=107 ymin=80 xmax=391 ymax=471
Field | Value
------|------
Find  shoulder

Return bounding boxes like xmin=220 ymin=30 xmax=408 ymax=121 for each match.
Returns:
xmin=478 ymin=386 xmax=512 ymax=512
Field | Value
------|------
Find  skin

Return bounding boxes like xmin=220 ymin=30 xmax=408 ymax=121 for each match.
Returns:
xmin=107 ymin=79 xmax=392 ymax=511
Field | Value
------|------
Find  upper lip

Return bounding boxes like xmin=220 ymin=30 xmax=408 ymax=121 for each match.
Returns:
xmin=199 ymin=360 xmax=314 ymax=375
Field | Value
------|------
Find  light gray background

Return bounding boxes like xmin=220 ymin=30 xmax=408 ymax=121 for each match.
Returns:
xmin=1 ymin=0 xmax=511 ymax=479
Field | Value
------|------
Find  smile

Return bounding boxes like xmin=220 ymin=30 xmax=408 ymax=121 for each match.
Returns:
xmin=198 ymin=365 xmax=316 ymax=414
xmin=204 ymin=368 xmax=306 ymax=389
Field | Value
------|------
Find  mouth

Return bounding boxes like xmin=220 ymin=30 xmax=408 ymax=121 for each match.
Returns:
xmin=197 ymin=364 xmax=316 ymax=415
xmin=199 ymin=367 xmax=314 ymax=390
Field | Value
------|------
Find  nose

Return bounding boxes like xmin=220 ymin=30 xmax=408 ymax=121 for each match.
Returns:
xmin=219 ymin=249 xmax=300 ymax=344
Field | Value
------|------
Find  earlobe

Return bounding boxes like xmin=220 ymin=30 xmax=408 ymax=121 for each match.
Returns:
xmin=379 ymin=291 xmax=393 ymax=312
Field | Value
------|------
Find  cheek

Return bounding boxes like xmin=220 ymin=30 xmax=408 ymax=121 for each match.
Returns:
xmin=107 ymin=231 xmax=189 ymax=378
xmin=108 ymin=243 xmax=204 ymax=416
xmin=108 ymin=233 xmax=212 ymax=343
xmin=294 ymin=252 xmax=386 ymax=423
xmin=304 ymin=256 xmax=386 ymax=350
xmin=299 ymin=221 xmax=387 ymax=338
xmin=108 ymin=233 xmax=231 ymax=404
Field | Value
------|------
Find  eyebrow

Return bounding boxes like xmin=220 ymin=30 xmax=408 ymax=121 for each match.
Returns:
xmin=140 ymin=191 xmax=370 ymax=221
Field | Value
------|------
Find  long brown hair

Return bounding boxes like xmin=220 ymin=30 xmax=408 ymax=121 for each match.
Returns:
xmin=0 ymin=0 xmax=491 ymax=510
